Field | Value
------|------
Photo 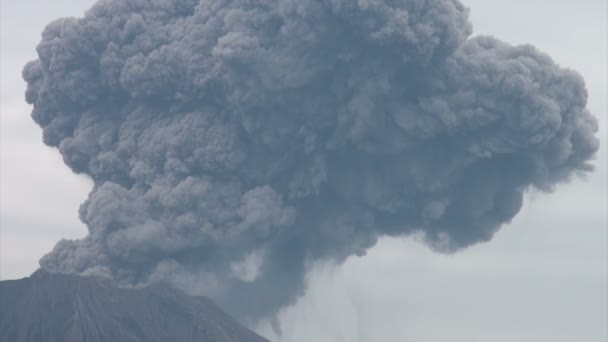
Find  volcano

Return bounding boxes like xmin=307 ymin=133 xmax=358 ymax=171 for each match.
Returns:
xmin=0 ymin=269 xmax=269 ymax=342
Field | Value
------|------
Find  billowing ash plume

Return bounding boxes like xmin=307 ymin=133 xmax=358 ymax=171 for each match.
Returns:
xmin=24 ymin=0 xmax=598 ymax=319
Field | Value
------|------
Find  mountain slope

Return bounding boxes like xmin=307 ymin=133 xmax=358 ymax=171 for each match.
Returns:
xmin=0 ymin=269 xmax=269 ymax=342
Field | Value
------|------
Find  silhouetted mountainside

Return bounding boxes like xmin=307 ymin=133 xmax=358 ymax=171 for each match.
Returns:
xmin=0 ymin=269 xmax=269 ymax=342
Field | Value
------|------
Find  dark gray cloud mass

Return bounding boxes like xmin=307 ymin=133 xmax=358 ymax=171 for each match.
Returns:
xmin=24 ymin=0 xmax=598 ymax=319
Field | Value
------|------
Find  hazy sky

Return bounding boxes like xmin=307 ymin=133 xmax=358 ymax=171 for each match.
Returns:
xmin=1 ymin=1 xmax=606 ymax=341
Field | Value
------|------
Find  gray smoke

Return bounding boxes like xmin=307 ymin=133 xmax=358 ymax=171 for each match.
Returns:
xmin=24 ymin=0 xmax=598 ymax=319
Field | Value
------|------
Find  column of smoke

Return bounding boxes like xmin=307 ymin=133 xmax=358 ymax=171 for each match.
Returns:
xmin=24 ymin=0 xmax=598 ymax=321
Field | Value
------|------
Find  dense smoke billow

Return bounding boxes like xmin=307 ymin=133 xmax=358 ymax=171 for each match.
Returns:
xmin=24 ymin=0 xmax=598 ymax=319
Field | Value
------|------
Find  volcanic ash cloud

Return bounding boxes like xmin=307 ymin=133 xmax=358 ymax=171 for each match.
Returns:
xmin=24 ymin=0 xmax=599 ymax=318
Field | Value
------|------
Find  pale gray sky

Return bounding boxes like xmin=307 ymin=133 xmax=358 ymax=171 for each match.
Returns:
xmin=1 ymin=1 xmax=606 ymax=341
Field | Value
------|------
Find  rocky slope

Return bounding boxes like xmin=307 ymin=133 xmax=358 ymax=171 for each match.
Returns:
xmin=0 ymin=269 xmax=269 ymax=342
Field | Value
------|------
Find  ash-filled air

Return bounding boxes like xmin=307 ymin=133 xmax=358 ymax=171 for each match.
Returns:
xmin=23 ymin=0 xmax=599 ymax=319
